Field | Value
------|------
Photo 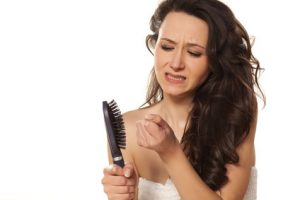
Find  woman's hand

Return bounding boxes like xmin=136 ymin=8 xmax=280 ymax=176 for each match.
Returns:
xmin=135 ymin=114 xmax=180 ymax=158
xmin=101 ymin=163 xmax=137 ymax=200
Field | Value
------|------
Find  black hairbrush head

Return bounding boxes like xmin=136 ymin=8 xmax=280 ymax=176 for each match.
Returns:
xmin=102 ymin=100 xmax=126 ymax=167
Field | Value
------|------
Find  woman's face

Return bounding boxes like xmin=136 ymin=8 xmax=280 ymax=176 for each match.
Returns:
xmin=154 ymin=11 xmax=210 ymax=99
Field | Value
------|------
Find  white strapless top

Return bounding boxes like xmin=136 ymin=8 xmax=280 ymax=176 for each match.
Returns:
xmin=138 ymin=167 xmax=257 ymax=200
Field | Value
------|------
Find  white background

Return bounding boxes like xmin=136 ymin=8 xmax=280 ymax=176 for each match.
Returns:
xmin=0 ymin=0 xmax=299 ymax=199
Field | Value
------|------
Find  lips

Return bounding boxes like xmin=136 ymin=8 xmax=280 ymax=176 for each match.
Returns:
xmin=165 ymin=72 xmax=186 ymax=83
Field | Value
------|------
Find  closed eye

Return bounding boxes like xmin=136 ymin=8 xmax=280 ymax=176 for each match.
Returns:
xmin=188 ymin=51 xmax=202 ymax=57
xmin=161 ymin=44 xmax=174 ymax=51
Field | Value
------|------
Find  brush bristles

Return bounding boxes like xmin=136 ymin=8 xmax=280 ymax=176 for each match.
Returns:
xmin=108 ymin=100 xmax=126 ymax=149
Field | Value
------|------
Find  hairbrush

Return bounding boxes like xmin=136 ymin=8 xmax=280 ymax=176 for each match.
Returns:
xmin=102 ymin=100 xmax=126 ymax=167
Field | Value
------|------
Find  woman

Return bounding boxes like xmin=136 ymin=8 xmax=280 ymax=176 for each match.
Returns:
xmin=102 ymin=0 xmax=264 ymax=199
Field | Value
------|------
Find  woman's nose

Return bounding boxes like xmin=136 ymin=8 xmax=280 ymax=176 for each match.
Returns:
xmin=170 ymin=49 xmax=184 ymax=71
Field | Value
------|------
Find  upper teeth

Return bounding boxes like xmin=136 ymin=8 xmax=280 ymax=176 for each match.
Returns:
xmin=168 ymin=73 xmax=185 ymax=80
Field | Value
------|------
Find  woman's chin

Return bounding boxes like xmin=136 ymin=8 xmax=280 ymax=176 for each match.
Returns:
xmin=163 ymin=90 xmax=195 ymax=100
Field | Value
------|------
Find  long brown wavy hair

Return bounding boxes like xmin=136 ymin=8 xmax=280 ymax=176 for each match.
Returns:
xmin=144 ymin=0 xmax=265 ymax=191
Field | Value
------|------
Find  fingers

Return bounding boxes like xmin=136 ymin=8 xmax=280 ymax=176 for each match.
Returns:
xmin=136 ymin=120 xmax=149 ymax=147
xmin=104 ymin=185 xmax=136 ymax=194
xmin=101 ymin=164 xmax=137 ymax=200
xmin=136 ymin=115 xmax=168 ymax=148
xmin=103 ymin=164 xmax=124 ymax=176
xmin=106 ymin=192 xmax=135 ymax=200
xmin=102 ymin=164 xmax=136 ymax=186
xmin=143 ymin=119 xmax=161 ymax=137
xmin=102 ymin=175 xmax=136 ymax=186
xmin=139 ymin=115 xmax=168 ymax=138
xmin=145 ymin=114 xmax=165 ymax=127
xmin=123 ymin=163 xmax=134 ymax=178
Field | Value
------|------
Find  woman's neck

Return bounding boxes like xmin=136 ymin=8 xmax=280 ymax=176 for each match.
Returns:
xmin=158 ymin=94 xmax=193 ymax=136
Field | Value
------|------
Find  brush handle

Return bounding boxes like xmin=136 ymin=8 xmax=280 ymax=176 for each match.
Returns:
xmin=102 ymin=100 xmax=126 ymax=168
xmin=113 ymin=156 xmax=125 ymax=168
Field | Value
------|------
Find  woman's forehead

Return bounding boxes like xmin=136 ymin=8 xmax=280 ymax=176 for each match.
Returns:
xmin=158 ymin=12 xmax=209 ymax=47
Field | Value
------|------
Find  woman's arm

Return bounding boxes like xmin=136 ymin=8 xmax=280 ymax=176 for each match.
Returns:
xmin=136 ymin=113 xmax=257 ymax=200
xmin=218 ymin=111 xmax=257 ymax=199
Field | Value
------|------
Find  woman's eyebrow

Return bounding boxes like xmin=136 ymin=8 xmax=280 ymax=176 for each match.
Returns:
xmin=160 ymin=37 xmax=206 ymax=49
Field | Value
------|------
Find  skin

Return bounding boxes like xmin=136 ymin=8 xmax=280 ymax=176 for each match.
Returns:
xmin=102 ymin=11 xmax=256 ymax=200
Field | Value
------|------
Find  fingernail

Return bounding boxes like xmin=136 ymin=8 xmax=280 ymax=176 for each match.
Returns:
xmin=124 ymin=170 xmax=131 ymax=178
xmin=107 ymin=164 xmax=114 ymax=170
xmin=144 ymin=120 xmax=149 ymax=126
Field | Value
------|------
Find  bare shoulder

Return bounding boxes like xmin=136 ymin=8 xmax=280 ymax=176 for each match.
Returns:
xmin=123 ymin=109 xmax=145 ymax=125
xmin=122 ymin=104 xmax=159 ymax=134
xmin=123 ymin=108 xmax=147 ymax=135
xmin=121 ymin=107 xmax=152 ymax=162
